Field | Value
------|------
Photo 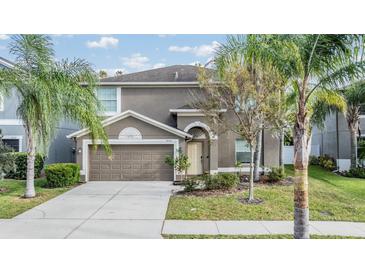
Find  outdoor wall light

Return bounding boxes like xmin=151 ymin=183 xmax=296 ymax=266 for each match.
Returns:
xmin=77 ymin=148 xmax=82 ymax=154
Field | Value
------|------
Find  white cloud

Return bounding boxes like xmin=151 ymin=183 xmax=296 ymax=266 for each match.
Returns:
xmin=157 ymin=34 xmax=176 ymax=38
xmin=86 ymin=36 xmax=119 ymax=49
xmin=0 ymin=34 xmax=10 ymax=40
xmin=169 ymin=45 xmax=192 ymax=53
xmin=168 ymin=41 xmax=220 ymax=57
xmin=121 ymin=53 xmax=150 ymax=69
xmin=153 ymin=63 xmax=166 ymax=69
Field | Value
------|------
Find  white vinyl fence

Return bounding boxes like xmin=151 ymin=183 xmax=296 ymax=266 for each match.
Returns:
xmin=283 ymin=144 xmax=320 ymax=164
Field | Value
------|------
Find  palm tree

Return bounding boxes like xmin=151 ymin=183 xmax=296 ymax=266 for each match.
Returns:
xmin=99 ymin=70 xmax=108 ymax=79
xmin=338 ymin=82 xmax=365 ymax=168
xmin=0 ymin=35 xmax=110 ymax=198
xmin=271 ymin=35 xmax=365 ymax=239
xmin=215 ymin=34 xmax=365 ymax=238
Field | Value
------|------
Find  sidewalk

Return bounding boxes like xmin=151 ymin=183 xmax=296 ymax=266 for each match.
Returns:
xmin=162 ymin=220 xmax=365 ymax=237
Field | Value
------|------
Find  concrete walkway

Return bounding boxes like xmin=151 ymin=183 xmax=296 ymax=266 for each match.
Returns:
xmin=0 ymin=181 xmax=178 ymax=239
xmin=162 ymin=220 xmax=365 ymax=237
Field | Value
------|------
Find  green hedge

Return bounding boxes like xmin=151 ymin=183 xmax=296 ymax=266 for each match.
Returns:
xmin=6 ymin=152 xmax=45 ymax=180
xmin=204 ymin=173 xmax=239 ymax=190
xmin=45 ymin=163 xmax=80 ymax=188
xmin=342 ymin=167 xmax=365 ymax=178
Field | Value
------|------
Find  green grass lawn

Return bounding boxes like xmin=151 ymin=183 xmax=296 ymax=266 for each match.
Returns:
xmin=0 ymin=178 xmax=75 ymax=218
xmin=166 ymin=165 xmax=365 ymax=222
xmin=163 ymin=234 xmax=365 ymax=239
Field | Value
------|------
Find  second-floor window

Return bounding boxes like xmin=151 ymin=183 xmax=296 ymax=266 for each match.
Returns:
xmin=96 ymin=87 xmax=120 ymax=115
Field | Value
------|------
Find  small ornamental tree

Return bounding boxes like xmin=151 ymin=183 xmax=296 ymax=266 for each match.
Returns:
xmin=165 ymin=148 xmax=191 ymax=180
xmin=195 ymin=63 xmax=285 ymax=203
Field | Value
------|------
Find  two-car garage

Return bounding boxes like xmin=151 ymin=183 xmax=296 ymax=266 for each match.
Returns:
xmin=68 ymin=110 xmax=193 ymax=182
xmin=88 ymin=144 xmax=174 ymax=181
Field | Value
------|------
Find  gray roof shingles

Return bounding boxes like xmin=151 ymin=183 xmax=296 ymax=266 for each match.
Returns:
xmin=100 ymin=65 xmax=213 ymax=83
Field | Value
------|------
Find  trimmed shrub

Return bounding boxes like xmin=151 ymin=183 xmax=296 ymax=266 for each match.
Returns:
xmin=64 ymin=163 xmax=80 ymax=183
xmin=182 ymin=178 xmax=198 ymax=192
xmin=6 ymin=152 xmax=45 ymax=179
xmin=204 ymin=174 xmax=219 ymax=190
xmin=204 ymin=173 xmax=239 ymax=190
xmin=268 ymin=167 xmax=286 ymax=182
xmin=309 ymin=155 xmax=336 ymax=171
xmin=342 ymin=167 xmax=365 ymax=178
xmin=318 ymin=155 xmax=336 ymax=171
xmin=45 ymin=163 xmax=80 ymax=188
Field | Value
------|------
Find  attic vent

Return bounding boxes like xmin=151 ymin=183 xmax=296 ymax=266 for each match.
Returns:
xmin=174 ymin=72 xmax=179 ymax=80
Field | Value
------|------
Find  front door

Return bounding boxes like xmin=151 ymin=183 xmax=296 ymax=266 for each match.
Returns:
xmin=187 ymin=142 xmax=203 ymax=175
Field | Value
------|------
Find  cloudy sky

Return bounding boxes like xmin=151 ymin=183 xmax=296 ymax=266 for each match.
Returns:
xmin=0 ymin=34 xmax=227 ymax=76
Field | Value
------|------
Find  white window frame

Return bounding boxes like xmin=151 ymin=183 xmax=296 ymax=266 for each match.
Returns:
xmin=235 ymin=139 xmax=251 ymax=164
xmin=2 ymin=135 xmax=23 ymax=152
xmin=96 ymin=87 xmax=121 ymax=116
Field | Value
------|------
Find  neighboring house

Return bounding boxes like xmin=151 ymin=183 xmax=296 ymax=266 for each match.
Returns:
xmin=0 ymin=56 xmax=78 ymax=163
xmin=311 ymin=111 xmax=365 ymax=171
xmin=68 ymin=65 xmax=280 ymax=182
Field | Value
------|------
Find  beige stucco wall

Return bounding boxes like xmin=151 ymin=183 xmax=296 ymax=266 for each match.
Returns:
xmin=177 ymin=112 xmax=280 ymax=169
xmin=119 ymin=86 xmax=202 ymax=127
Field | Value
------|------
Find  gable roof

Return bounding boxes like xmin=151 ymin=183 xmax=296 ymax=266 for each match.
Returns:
xmin=100 ymin=65 xmax=214 ymax=83
xmin=67 ymin=110 xmax=193 ymax=139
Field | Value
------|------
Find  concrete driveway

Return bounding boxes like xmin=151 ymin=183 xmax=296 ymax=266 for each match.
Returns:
xmin=0 ymin=181 xmax=179 ymax=239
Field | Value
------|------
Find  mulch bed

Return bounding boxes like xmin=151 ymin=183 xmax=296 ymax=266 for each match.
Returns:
xmin=175 ymin=175 xmax=294 ymax=197
xmin=176 ymin=186 xmax=245 ymax=197
xmin=237 ymin=196 xmax=264 ymax=204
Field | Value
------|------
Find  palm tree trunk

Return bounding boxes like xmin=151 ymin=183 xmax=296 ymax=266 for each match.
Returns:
xmin=24 ymin=126 xmax=36 ymax=198
xmin=279 ymin=129 xmax=285 ymax=169
xmin=293 ymin=93 xmax=310 ymax=239
xmin=253 ymin=130 xmax=262 ymax=181
xmin=350 ymin=125 xmax=357 ymax=169
xmin=346 ymin=106 xmax=360 ymax=169
xmin=248 ymin=144 xmax=255 ymax=201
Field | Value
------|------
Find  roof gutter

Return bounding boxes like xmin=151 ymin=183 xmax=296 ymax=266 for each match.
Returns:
xmin=80 ymin=81 xmax=202 ymax=87
xmin=0 ymin=58 xmax=14 ymax=68
xmin=169 ymin=108 xmax=227 ymax=113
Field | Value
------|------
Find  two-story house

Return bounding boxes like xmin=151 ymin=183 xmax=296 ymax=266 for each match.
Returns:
xmin=67 ymin=65 xmax=280 ymax=181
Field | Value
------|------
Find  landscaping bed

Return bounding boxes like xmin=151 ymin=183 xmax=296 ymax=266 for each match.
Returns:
xmin=166 ymin=165 xmax=365 ymax=222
